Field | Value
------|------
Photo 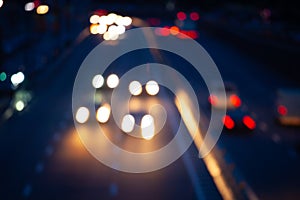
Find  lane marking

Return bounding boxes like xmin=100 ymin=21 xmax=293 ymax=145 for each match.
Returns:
xmin=168 ymin=106 xmax=207 ymax=200
xmin=142 ymin=26 xmax=244 ymax=199
xmin=175 ymin=94 xmax=235 ymax=200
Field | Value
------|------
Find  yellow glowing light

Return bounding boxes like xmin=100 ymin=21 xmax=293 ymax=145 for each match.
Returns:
xmin=15 ymin=100 xmax=25 ymax=111
xmin=89 ymin=14 xmax=100 ymax=24
xmin=106 ymin=74 xmax=119 ymax=88
xmin=121 ymin=114 xmax=135 ymax=133
xmin=92 ymin=74 xmax=104 ymax=89
xmin=170 ymin=26 xmax=180 ymax=35
xmin=36 ymin=5 xmax=49 ymax=15
xmin=0 ymin=0 xmax=3 ymax=8
xmin=174 ymin=90 xmax=236 ymax=200
xmin=129 ymin=81 xmax=142 ymax=96
xmin=90 ymin=24 xmax=99 ymax=34
xmin=24 ymin=2 xmax=35 ymax=11
xmin=145 ymin=80 xmax=159 ymax=95
xmin=75 ymin=107 xmax=90 ymax=124
xmin=141 ymin=114 xmax=155 ymax=140
xmin=96 ymin=104 xmax=111 ymax=123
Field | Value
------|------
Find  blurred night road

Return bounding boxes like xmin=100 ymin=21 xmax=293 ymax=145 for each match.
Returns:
xmin=0 ymin=1 xmax=300 ymax=200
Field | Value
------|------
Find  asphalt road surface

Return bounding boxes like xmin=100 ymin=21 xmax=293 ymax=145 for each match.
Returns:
xmin=0 ymin=20 xmax=299 ymax=200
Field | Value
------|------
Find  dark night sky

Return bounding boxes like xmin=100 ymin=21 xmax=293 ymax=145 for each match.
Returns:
xmin=2 ymin=0 xmax=299 ymax=21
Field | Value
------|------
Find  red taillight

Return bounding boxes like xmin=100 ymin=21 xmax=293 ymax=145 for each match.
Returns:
xmin=230 ymin=94 xmax=241 ymax=108
xmin=190 ymin=12 xmax=200 ymax=21
xmin=208 ymin=95 xmax=218 ymax=106
xmin=223 ymin=115 xmax=235 ymax=129
xmin=177 ymin=11 xmax=186 ymax=21
xmin=34 ymin=0 xmax=40 ymax=7
xmin=160 ymin=27 xmax=170 ymax=36
xmin=243 ymin=116 xmax=256 ymax=130
xmin=147 ymin=18 xmax=160 ymax=26
xmin=178 ymin=30 xmax=198 ymax=39
xmin=277 ymin=105 xmax=287 ymax=115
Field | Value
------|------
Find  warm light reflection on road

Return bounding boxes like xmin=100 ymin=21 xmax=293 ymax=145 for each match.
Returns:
xmin=71 ymin=123 xmax=167 ymax=166
xmin=129 ymin=97 xmax=161 ymax=112
xmin=175 ymin=90 xmax=234 ymax=200
xmin=46 ymin=128 xmax=105 ymax=177
xmin=45 ymin=127 xmax=166 ymax=190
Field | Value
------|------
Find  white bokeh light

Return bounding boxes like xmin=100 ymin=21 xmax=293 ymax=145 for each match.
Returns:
xmin=75 ymin=107 xmax=90 ymax=124
xmin=141 ymin=114 xmax=155 ymax=140
xmin=15 ymin=100 xmax=25 ymax=111
xmin=96 ymin=104 xmax=111 ymax=123
xmin=121 ymin=114 xmax=135 ymax=133
xmin=92 ymin=74 xmax=104 ymax=89
xmin=89 ymin=14 xmax=100 ymax=24
xmin=129 ymin=81 xmax=142 ymax=96
xmin=122 ymin=16 xmax=132 ymax=26
xmin=24 ymin=2 xmax=35 ymax=11
xmin=97 ymin=24 xmax=107 ymax=34
xmin=11 ymin=72 xmax=25 ymax=86
xmin=145 ymin=80 xmax=159 ymax=95
xmin=106 ymin=74 xmax=119 ymax=88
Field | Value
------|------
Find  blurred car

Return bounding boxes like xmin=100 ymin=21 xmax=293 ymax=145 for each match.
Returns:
xmin=208 ymin=82 xmax=242 ymax=109
xmin=121 ymin=111 xmax=155 ymax=140
xmin=128 ymin=80 xmax=160 ymax=96
xmin=223 ymin=108 xmax=256 ymax=131
xmin=208 ymin=82 xmax=256 ymax=131
xmin=77 ymin=75 xmax=158 ymax=141
xmin=276 ymin=88 xmax=300 ymax=126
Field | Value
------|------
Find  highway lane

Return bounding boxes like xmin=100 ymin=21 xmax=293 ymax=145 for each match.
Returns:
xmin=194 ymin=27 xmax=300 ymax=199
xmin=0 ymin=33 xmax=222 ymax=199
xmin=144 ymin=21 xmax=300 ymax=199
xmin=29 ymin=95 xmax=221 ymax=200
xmin=1 ymin=19 xmax=299 ymax=200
